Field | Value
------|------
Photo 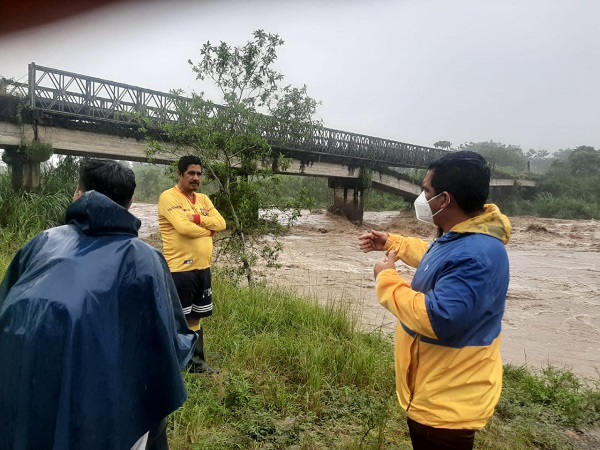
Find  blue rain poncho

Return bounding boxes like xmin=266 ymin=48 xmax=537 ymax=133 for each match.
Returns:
xmin=0 ymin=191 xmax=196 ymax=450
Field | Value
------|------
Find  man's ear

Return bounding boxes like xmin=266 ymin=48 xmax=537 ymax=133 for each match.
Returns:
xmin=442 ymin=191 xmax=453 ymax=209
xmin=73 ymin=188 xmax=84 ymax=202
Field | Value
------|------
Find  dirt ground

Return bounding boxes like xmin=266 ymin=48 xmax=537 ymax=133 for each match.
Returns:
xmin=131 ymin=204 xmax=600 ymax=379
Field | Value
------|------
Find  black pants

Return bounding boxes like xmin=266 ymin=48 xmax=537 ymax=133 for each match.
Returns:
xmin=146 ymin=418 xmax=169 ymax=450
xmin=407 ymin=418 xmax=475 ymax=450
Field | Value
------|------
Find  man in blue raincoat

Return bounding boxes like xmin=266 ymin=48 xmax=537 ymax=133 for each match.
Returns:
xmin=0 ymin=159 xmax=196 ymax=450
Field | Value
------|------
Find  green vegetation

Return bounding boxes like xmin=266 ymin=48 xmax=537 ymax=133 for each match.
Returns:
xmin=428 ymin=142 xmax=600 ymax=219
xmin=509 ymin=146 xmax=600 ymax=219
xmin=459 ymin=141 xmax=531 ymax=173
xmin=13 ymin=141 xmax=54 ymax=163
xmin=259 ymin=175 xmax=410 ymax=212
xmin=171 ymin=278 xmax=403 ymax=450
xmin=126 ymin=167 xmax=411 ymax=214
xmin=0 ymin=156 xmax=77 ymax=274
xmin=145 ymin=30 xmax=320 ymax=285
xmin=167 ymin=277 xmax=600 ymax=450
xmin=123 ymin=145 xmax=600 ymax=219
xmin=131 ymin=162 xmax=177 ymax=203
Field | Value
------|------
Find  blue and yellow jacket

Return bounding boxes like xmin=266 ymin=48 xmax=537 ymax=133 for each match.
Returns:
xmin=377 ymin=204 xmax=511 ymax=429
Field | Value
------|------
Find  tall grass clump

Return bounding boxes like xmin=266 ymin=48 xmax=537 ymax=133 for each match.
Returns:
xmin=0 ymin=156 xmax=78 ymax=275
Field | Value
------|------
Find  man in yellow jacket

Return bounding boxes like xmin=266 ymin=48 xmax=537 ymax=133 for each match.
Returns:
xmin=359 ymin=151 xmax=511 ymax=450
xmin=159 ymin=155 xmax=226 ymax=374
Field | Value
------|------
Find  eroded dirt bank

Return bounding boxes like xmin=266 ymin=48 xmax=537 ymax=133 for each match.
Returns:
xmin=131 ymin=204 xmax=600 ymax=378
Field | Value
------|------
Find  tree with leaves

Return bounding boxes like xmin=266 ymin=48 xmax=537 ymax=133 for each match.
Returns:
xmin=433 ymin=140 xmax=453 ymax=150
xmin=459 ymin=141 xmax=527 ymax=173
xmin=532 ymin=145 xmax=600 ymax=218
xmin=146 ymin=30 xmax=321 ymax=285
xmin=567 ymin=145 xmax=600 ymax=177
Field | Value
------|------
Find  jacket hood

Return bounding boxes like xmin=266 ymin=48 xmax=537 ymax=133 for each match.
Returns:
xmin=449 ymin=203 xmax=511 ymax=244
xmin=66 ymin=190 xmax=141 ymax=236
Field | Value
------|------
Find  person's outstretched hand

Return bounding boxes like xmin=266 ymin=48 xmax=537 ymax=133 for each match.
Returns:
xmin=374 ymin=250 xmax=396 ymax=279
xmin=358 ymin=229 xmax=389 ymax=253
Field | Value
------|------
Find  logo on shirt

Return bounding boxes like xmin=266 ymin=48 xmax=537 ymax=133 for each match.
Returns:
xmin=183 ymin=260 xmax=194 ymax=265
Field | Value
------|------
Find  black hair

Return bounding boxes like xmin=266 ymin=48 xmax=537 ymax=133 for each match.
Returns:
xmin=78 ymin=159 xmax=136 ymax=208
xmin=428 ymin=151 xmax=490 ymax=213
xmin=177 ymin=155 xmax=203 ymax=174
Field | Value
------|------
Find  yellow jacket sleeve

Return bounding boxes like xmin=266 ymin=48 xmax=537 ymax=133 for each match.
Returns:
xmin=384 ymin=234 xmax=430 ymax=268
xmin=197 ymin=195 xmax=226 ymax=232
xmin=376 ymin=269 xmax=437 ymax=339
xmin=158 ymin=192 xmax=213 ymax=238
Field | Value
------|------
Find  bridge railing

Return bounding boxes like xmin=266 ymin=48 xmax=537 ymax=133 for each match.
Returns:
xmin=0 ymin=78 xmax=27 ymax=97
xmin=264 ymin=125 xmax=448 ymax=167
xmin=26 ymin=63 xmax=196 ymax=124
xmin=22 ymin=63 xmax=447 ymax=167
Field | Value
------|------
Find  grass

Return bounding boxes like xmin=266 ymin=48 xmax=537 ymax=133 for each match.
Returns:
xmin=166 ymin=276 xmax=600 ymax=450
xmin=0 ymin=171 xmax=74 ymax=274
xmin=170 ymin=278 xmax=407 ymax=450
xmin=478 ymin=365 xmax=600 ymax=449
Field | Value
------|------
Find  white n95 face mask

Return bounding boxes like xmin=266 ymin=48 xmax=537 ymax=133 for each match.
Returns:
xmin=414 ymin=191 xmax=445 ymax=224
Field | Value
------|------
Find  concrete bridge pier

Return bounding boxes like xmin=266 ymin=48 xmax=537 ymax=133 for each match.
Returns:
xmin=1 ymin=146 xmax=49 ymax=191
xmin=328 ymin=176 xmax=365 ymax=224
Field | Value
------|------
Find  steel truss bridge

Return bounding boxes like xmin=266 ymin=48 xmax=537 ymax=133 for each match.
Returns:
xmin=2 ymin=63 xmax=448 ymax=169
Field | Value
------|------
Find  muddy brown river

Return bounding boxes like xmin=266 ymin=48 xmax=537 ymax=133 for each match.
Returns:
xmin=131 ymin=204 xmax=600 ymax=379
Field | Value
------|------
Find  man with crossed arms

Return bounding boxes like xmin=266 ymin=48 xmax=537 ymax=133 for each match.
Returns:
xmin=159 ymin=155 xmax=226 ymax=374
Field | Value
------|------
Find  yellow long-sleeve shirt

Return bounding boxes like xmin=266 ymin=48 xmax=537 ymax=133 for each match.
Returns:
xmin=158 ymin=187 xmax=226 ymax=272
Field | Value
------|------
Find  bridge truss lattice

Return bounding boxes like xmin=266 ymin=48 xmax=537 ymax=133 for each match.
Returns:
xmin=3 ymin=63 xmax=448 ymax=168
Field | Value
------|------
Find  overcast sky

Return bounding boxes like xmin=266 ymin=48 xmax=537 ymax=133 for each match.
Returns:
xmin=1 ymin=0 xmax=598 ymax=153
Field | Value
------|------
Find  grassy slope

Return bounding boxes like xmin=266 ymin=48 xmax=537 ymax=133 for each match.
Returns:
xmin=173 ymin=278 xmax=404 ymax=450
xmin=170 ymin=276 xmax=600 ymax=450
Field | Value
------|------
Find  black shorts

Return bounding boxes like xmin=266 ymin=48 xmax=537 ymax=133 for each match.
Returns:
xmin=171 ymin=268 xmax=213 ymax=320
xmin=407 ymin=418 xmax=475 ymax=450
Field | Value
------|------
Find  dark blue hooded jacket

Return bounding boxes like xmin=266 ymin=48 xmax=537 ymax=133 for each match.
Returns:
xmin=0 ymin=191 xmax=196 ymax=450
